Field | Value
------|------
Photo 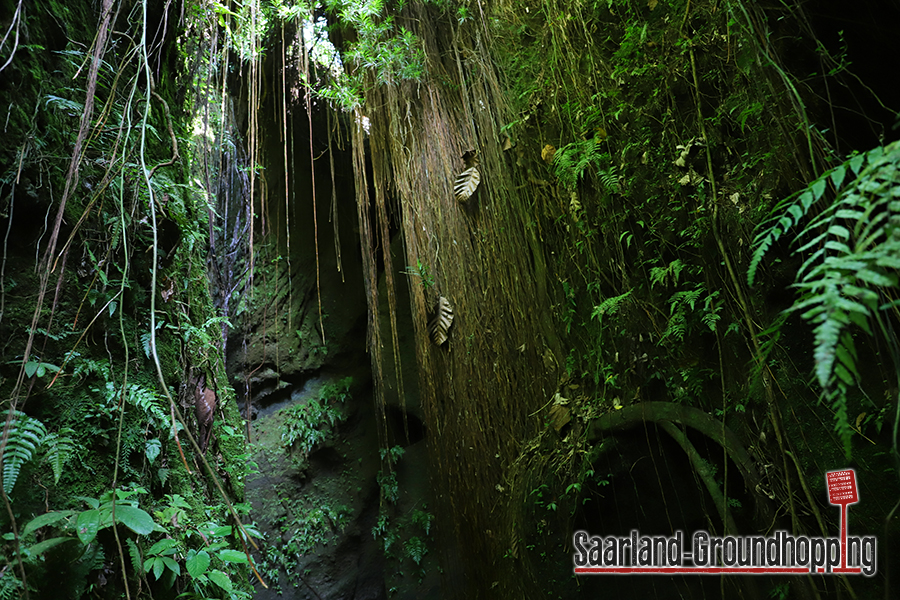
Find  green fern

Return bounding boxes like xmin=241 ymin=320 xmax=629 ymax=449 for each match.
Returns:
xmin=126 ymin=384 xmax=169 ymax=429
xmin=599 ymin=165 xmax=619 ymax=194
xmin=747 ymin=147 xmax=877 ymax=286
xmin=2 ymin=411 xmax=47 ymax=494
xmin=552 ymin=139 xmax=610 ymax=189
xmin=755 ymin=140 xmax=900 ymax=458
xmin=661 ymin=289 xmax=702 ymax=343
xmin=0 ymin=569 xmax=23 ymax=600
xmin=649 ymin=259 xmax=685 ymax=289
xmin=43 ymin=428 xmax=77 ymax=484
xmin=701 ymin=291 xmax=723 ymax=333
xmin=663 ymin=310 xmax=688 ymax=343
xmin=126 ymin=537 xmax=145 ymax=577
xmin=590 ymin=289 xmax=633 ymax=324
xmin=141 ymin=332 xmax=152 ymax=358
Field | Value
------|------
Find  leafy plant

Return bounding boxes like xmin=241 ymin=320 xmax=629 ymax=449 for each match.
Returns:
xmin=410 ymin=507 xmax=433 ymax=535
xmin=0 ymin=569 xmax=22 ymax=600
xmin=42 ymin=428 xmax=77 ymax=485
xmin=404 ymin=536 xmax=427 ymax=565
xmin=125 ymin=382 xmax=170 ymax=429
xmin=301 ymin=0 xmax=429 ymax=111
xmin=649 ymin=259 xmax=686 ymax=289
xmin=551 ymin=138 xmax=612 ymax=190
xmin=23 ymin=360 xmax=61 ymax=379
xmin=280 ymin=377 xmax=353 ymax=456
xmin=402 ymin=259 xmax=435 ymax=289
xmin=1 ymin=412 xmax=47 ymax=494
xmin=662 ymin=287 xmax=703 ymax=343
xmin=144 ymin=538 xmax=181 ymax=582
xmin=371 ymin=502 xmax=433 ymax=564
xmin=701 ymin=291 xmax=723 ymax=333
xmin=748 ymin=147 xmax=880 ymax=287
xmin=260 ymin=489 xmax=349 ymax=592
xmin=750 ymin=140 xmax=900 ymax=457
xmin=371 ymin=512 xmax=399 ymax=552
xmin=377 ymin=470 xmax=400 ymax=504
xmin=590 ymin=289 xmax=633 ymax=324
xmin=20 ymin=488 xmax=158 ymax=564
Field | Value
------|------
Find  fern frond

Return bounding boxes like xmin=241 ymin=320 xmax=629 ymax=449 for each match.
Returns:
xmin=649 ymin=259 xmax=685 ymax=289
xmin=127 ymin=384 xmax=169 ymax=429
xmin=43 ymin=428 xmax=77 ymax=485
xmin=775 ymin=140 xmax=900 ymax=459
xmin=591 ymin=289 xmax=633 ymax=323
xmin=599 ymin=165 xmax=619 ymax=194
xmin=141 ymin=332 xmax=152 ymax=358
xmin=825 ymin=382 xmax=854 ymax=460
xmin=669 ymin=289 xmax=702 ymax=312
xmin=552 ymin=139 xmax=610 ymax=189
xmin=701 ymin=291 xmax=722 ymax=332
xmin=126 ymin=537 xmax=144 ymax=576
xmin=747 ymin=145 xmax=885 ymax=286
xmin=0 ymin=568 xmax=23 ymax=600
xmin=663 ymin=311 xmax=688 ymax=343
xmin=2 ymin=411 xmax=47 ymax=494
xmin=749 ymin=189 xmax=823 ymax=286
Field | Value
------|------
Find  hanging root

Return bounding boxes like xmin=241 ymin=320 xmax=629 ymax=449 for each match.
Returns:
xmin=588 ymin=401 xmax=774 ymax=526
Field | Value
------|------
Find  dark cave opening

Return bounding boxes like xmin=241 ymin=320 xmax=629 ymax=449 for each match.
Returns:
xmin=570 ymin=424 xmax=775 ymax=599
xmin=384 ymin=403 xmax=427 ymax=448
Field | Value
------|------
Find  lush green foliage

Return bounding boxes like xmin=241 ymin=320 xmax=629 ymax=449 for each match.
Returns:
xmin=552 ymin=139 xmax=616 ymax=192
xmin=257 ymin=486 xmax=351 ymax=593
xmin=2 ymin=413 xmax=46 ymax=495
xmin=280 ymin=377 xmax=353 ymax=457
xmin=16 ymin=489 xmax=257 ymax=597
xmin=752 ymin=141 xmax=900 ymax=457
xmin=0 ymin=0 xmax=254 ymax=597
xmin=262 ymin=0 xmax=447 ymax=111
xmin=0 ymin=411 xmax=77 ymax=496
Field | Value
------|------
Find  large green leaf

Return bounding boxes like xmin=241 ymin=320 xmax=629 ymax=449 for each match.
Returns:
xmin=25 ymin=536 xmax=76 ymax=556
xmin=152 ymin=556 xmax=165 ymax=580
xmin=75 ymin=509 xmax=101 ymax=545
xmin=207 ymin=569 xmax=232 ymax=592
xmin=147 ymin=538 xmax=178 ymax=556
xmin=23 ymin=361 xmax=38 ymax=378
xmin=218 ymin=548 xmax=248 ymax=563
xmin=186 ymin=550 xmax=211 ymax=578
xmin=161 ymin=556 xmax=180 ymax=576
xmin=112 ymin=505 xmax=156 ymax=535
xmin=23 ymin=511 xmax=75 ymax=537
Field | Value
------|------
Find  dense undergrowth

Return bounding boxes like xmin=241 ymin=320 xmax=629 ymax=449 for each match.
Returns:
xmin=0 ymin=0 xmax=256 ymax=598
xmin=2 ymin=0 xmax=899 ymax=599
xmin=300 ymin=0 xmax=900 ymax=598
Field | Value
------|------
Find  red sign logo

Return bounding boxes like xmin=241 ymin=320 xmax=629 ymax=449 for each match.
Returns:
xmin=826 ymin=469 xmax=858 ymax=505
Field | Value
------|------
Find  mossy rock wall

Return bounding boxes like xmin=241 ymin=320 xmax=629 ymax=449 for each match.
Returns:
xmin=0 ymin=1 xmax=253 ymax=597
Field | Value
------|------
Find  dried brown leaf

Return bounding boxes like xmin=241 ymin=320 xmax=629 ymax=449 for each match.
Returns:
xmin=549 ymin=403 xmax=571 ymax=432
xmin=429 ymin=296 xmax=454 ymax=345
xmin=454 ymin=166 xmax=481 ymax=202
xmin=541 ymin=144 xmax=556 ymax=164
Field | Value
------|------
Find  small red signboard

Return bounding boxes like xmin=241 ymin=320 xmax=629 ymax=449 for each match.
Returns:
xmin=826 ymin=469 xmax=858 ymax=505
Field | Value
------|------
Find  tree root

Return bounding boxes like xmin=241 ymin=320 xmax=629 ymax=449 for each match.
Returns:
xmin=588 ymin=402 xmax=774 ymax=527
